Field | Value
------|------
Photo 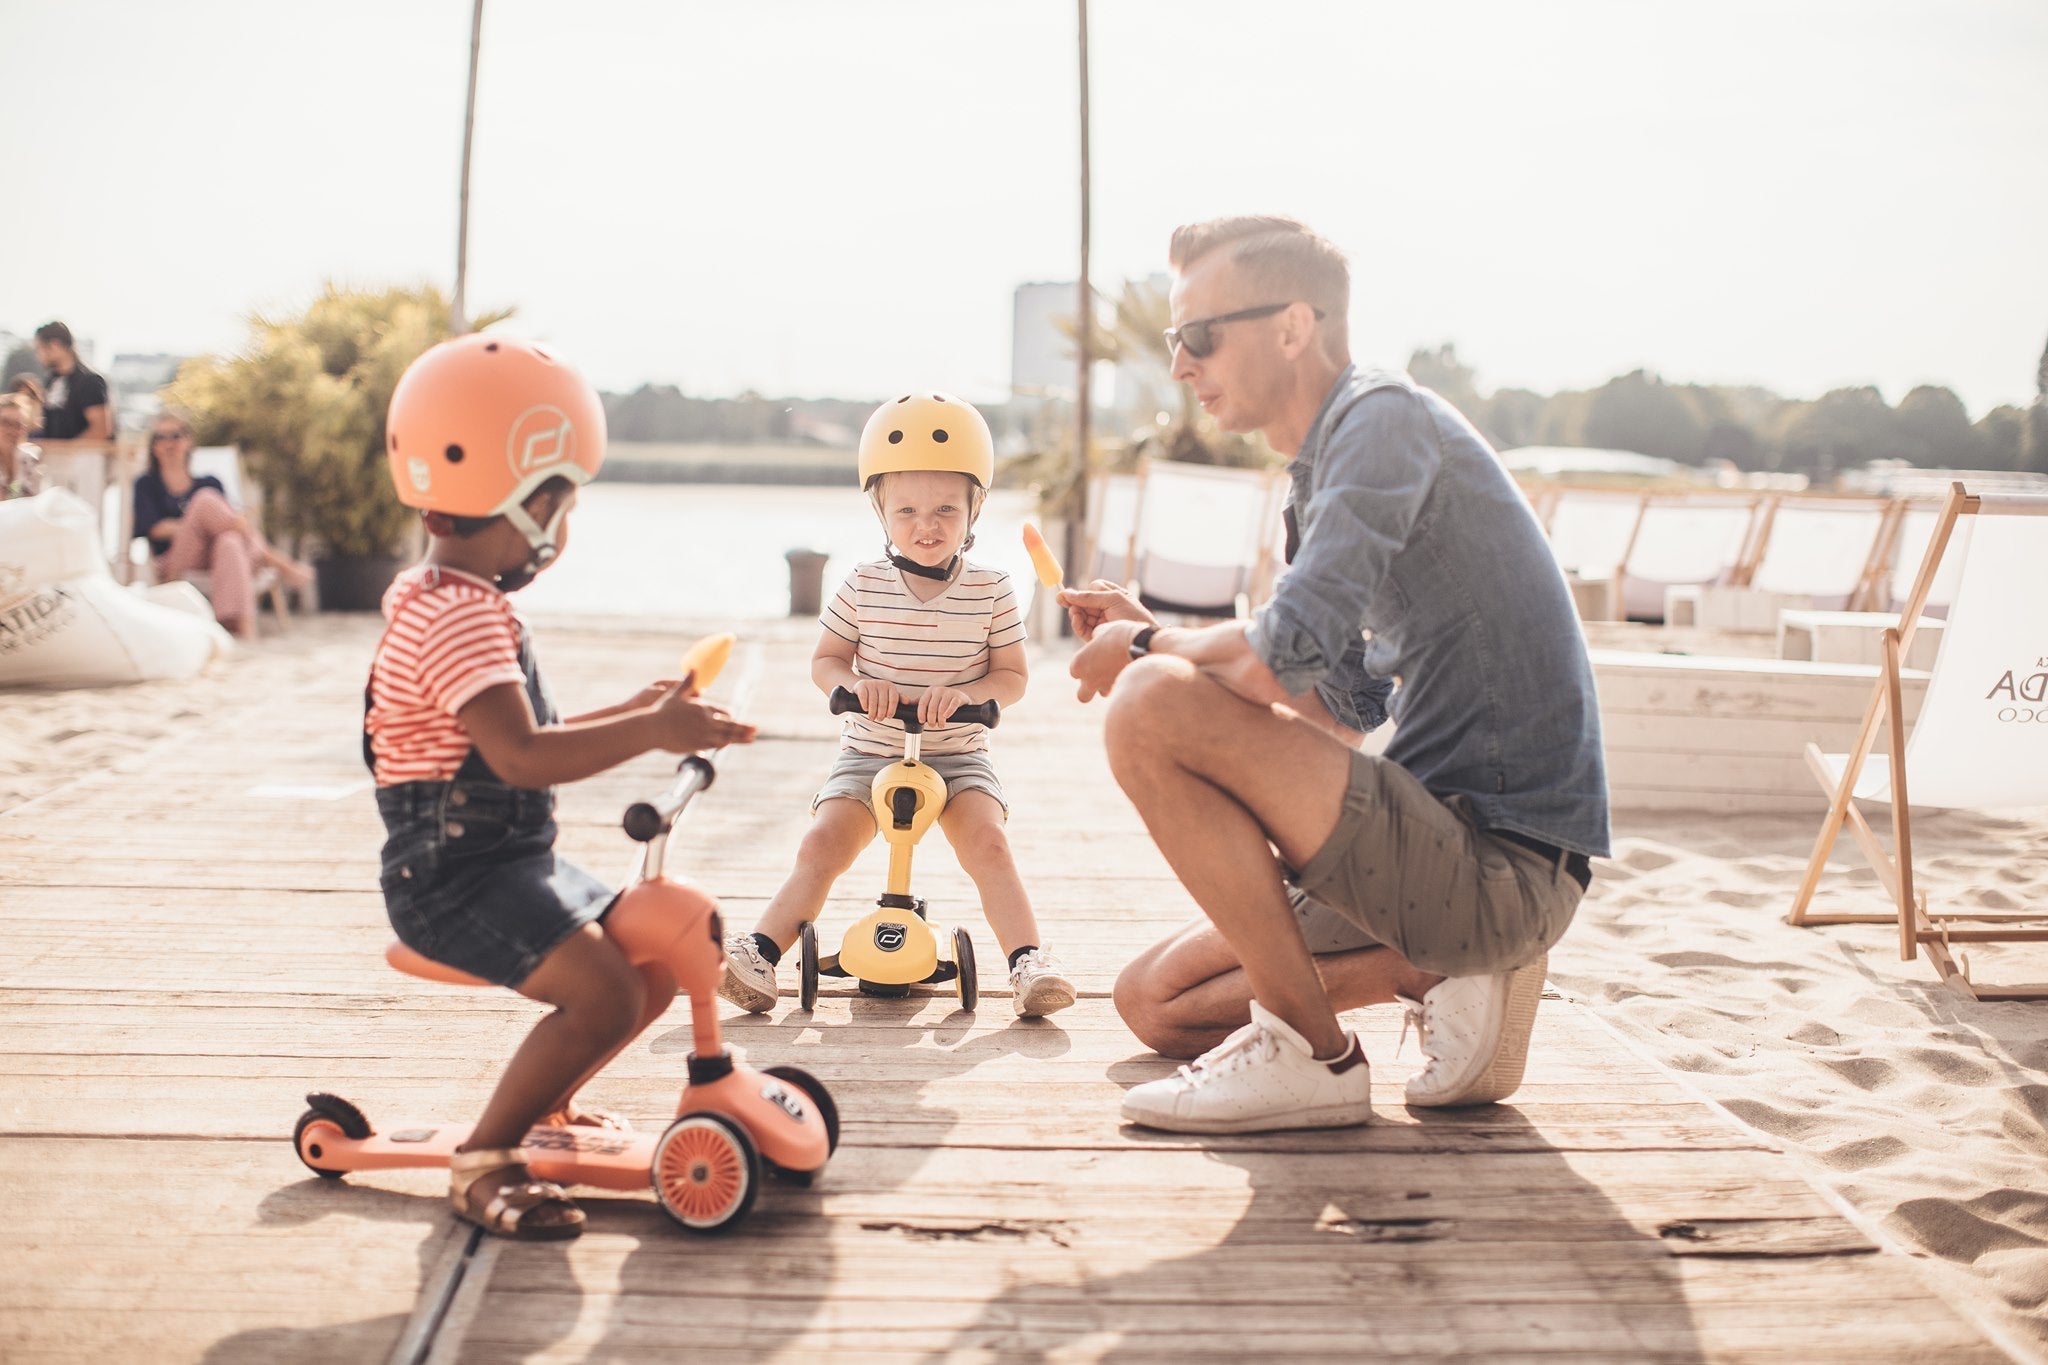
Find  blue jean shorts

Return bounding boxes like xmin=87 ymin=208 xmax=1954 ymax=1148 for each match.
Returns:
xmin=375 ymin=778 xmax=615 ymax=988
xmin=813 ymin=749 xmax=1007 ymax=820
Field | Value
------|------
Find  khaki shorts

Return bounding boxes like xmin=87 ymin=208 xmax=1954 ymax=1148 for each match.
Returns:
xmin=1286 ymin=749 xmax=1584 ymax=978
xmin=813 ymin=749 xmax=1007 ymax=820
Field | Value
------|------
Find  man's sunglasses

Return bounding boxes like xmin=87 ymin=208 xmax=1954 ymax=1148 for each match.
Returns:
xmin=1163 ymin=302 xmax=1325 ymax=360
xmin=152 ymin=430 xmax=189 ymax=443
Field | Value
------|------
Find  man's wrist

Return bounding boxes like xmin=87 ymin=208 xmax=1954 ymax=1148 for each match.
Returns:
xmin=1128 ymin=623 xmax=1160 ymax=659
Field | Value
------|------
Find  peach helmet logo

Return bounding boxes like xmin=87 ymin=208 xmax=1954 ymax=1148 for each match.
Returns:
xmin=507 ymin=405 xmax=576 ymax=478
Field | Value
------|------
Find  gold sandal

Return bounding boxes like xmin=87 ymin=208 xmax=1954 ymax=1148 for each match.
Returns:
xmin=540 ymin=1106 xmax=632 ymax=1131
xmin=449 ymin=1147 xmax=584 ymax=1241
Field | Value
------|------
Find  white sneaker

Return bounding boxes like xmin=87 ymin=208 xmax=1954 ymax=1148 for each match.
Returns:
xmin=1009 ymin=947 xmax=1076 ymax=1018
xmin=1119 ymin=1002 xmax=1372 ymax=1134
xmin=716 ymin=933 xmax=779 ymax=1014
xmin=1399 ymin=953 xmax=1547 ymax=1107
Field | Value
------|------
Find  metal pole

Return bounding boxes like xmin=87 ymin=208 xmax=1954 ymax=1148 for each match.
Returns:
xmin=1069 ymin=0 xmax=1092 ymax=601
xmin=451 ymin=0 xmax=485 ymax=335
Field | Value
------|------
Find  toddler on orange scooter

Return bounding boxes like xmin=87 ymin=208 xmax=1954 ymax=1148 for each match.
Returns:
xmin=363 ymin=334 xmax=755 ymax=1240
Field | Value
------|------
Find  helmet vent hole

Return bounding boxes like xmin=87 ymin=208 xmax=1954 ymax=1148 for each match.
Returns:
xmin=445 ymin=444 xmax=466 ymax=464
xmin=932 ymin=429 xmax=949 ymax=443
xmin=390 ymin=435 xmax=400 ymax=452
xmin=897 ymin=394 xmax=912 ymax=404
xmin=887 ymin=430 xmax=904 ymax=445
xmin=932 ymin=394 xmax=945 ymax=402
xmin=484 ymin=341 xmax=500 ymax=352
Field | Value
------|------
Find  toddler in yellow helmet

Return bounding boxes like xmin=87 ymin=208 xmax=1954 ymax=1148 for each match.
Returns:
xmin=719 ymin=391 xmax=1076 ymax=1018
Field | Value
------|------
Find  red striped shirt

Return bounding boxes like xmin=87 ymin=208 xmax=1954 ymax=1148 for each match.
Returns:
xmin=366 ymin=565 xmax=526 ymax=786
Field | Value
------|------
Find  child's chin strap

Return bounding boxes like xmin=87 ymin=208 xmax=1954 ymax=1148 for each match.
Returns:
xmin=497 ymin=499 xmax=572 ymax=593
xmin=889 ymin=549 xmax=956 ymax=582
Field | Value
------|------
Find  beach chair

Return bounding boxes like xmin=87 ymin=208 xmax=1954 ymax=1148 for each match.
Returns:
xmin=1123 ymin=458 xmax=1285 ymax=619
xmin=1079 ymin=470 xmax=1142 ymax=586
xmin=1787 ymin=483 xmax=2048 ymax=1000
xmin=1540 ymin=488 xmax=1647 ymax=620
xmin=1669 ymin=494 xmax=1896 ymax=631
xmin=1610 ymin=491 xmax=1762 ymax=623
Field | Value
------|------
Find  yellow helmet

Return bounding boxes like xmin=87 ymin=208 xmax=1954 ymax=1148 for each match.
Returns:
xmin=857 ymin=392 xmax=994 ymax=494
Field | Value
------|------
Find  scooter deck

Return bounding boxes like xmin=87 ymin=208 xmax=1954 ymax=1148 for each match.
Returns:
xmin=308 ymin=1122 xmax=654 ymax=1192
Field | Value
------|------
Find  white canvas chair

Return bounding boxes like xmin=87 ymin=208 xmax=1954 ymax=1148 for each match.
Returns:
xmin=1788 ymin=483 xmax=2048 ymax=1000
xmin=1610 ymin=492 xmax=1762 ymax=622
xmin=1880 ymin=499 xmax=1967 ymax=619
xmin=1079 ymin=470 xmax=1142 ymax=586
xmin=135 ymin=446 xmax=296 ymax=631
xmin=1122 ymin=458 xmax=1284 ymax=619
xmin=1744 ymin=494 xmax=1895 ymax=611
xmin=1541 ymin=488 xmax=1647 ymax=620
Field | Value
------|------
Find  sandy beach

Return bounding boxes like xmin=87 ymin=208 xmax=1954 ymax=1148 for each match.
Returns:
xmin=3 ymin=612 xmax=2044 ymax=1361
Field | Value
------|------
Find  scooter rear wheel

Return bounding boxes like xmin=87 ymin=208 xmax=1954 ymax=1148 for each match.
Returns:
xmin=293 ymin=1093 xmax=371 ymax=1179
xmin=952 ymin=926 xmax=978 ymax=1011
xmin=799 ymin=921 xmax=820 ymax=1011
xmin=763 ymin=1064 xmax=840 ymax=1155
xmin=653 ymin=1112 xmax=761 ymax=1232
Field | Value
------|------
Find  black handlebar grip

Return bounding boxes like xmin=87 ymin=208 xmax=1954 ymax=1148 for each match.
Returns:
xmin=828 ymin=686 xmax=1000 ymax=731
xmin=622 ymin=755 xmax=717 ymax=842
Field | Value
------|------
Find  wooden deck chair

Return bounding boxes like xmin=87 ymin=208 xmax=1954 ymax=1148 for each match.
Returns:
xmin=1741 ymin=494 xmax=1895 ymax=610
xmin=1543 ymin=488 xmax=1648 ymax=620
xmin=1080 ymin=470 xmax=1142 ymax=586
xmin=1879 ymin=498 xmax=1968 ymax=619
xmin=1787 ymin=483 xmax=2048 ymax=1000
xmin=1610 ymin=491 xmax=1762 ymax=622
xmin=1124 ymin=458 xmax=1283 ymax=619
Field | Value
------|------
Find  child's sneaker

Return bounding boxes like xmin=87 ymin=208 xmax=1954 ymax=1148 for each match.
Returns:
xmin=1119 ymin=1002 xmax=1372 ymax=1134
xmin=717 ymin=933 xmax=779 ymax=1013
xmin=1009 ymin=947 xmax=1076 ymax=1017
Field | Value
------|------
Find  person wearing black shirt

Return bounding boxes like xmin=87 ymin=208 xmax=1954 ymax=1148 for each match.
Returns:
xmin=32 ymin=321 xmax=113 ymax=441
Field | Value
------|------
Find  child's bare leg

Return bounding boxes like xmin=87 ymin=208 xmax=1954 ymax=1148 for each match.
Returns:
xmin=544 ymin=961 xmax=675 ymax=1123
xmin=753 ymin=798 xmax=874 ymax=949
xmin=466 ymin=924 xmax=647 ymax=1152
xmin=939 ymin=792 xmax=1036 ymax=957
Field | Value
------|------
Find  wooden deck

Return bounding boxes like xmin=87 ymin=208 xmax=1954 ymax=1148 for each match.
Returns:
xmin=0 ymin=616 xmax=2010 ymax=1362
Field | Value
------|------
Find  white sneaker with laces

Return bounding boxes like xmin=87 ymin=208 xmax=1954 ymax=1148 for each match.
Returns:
xmin=1398 ymin=952 xmax=1547 ymax=1107
xmin=717 ymin=932 xmax=779 ymax=1014
xmin=1008 ymin=947 xmax=1076 ymax=1017
xmin=1119 ymin=1001 xmax=1373 ymax=1134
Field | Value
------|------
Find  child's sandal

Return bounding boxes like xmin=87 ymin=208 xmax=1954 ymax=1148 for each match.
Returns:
xmin=449 ymin=1147 xmax=584 ymax=1241
xmin=540 ymin=1106 xmax=632 ymax=1132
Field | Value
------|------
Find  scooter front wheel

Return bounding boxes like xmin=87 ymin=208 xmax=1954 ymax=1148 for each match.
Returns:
xmin=653 ymin=1112 xmax=761 ymax=1232
xmin=799 ymin=921 xmax=820 ymax=1011
xmin=952 ymin=927 xmax=978 ymax=1011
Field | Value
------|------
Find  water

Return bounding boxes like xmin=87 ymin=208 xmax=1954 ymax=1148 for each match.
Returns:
xmin=515 ymin=483 xmax=1041 ymax=622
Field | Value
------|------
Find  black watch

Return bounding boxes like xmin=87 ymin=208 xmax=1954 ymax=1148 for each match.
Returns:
xmin=1128 ymin=625 xmax=1159 ymax=659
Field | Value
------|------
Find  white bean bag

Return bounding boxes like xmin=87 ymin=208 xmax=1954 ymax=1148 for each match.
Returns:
xmin=0 ymin=488 xmax=233 ymax=688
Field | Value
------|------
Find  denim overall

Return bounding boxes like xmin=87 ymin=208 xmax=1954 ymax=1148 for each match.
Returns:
xmin=367 ymin=577 xmax=612 ymax=988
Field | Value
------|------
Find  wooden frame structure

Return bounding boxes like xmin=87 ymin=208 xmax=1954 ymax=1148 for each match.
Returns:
xmin=1787 ymin=483 xmax=2048 ymax=1000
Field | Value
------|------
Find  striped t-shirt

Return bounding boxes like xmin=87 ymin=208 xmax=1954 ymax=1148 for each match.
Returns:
xmin=822 ymin=559 xmax=1025 ymax=756
xmin=365 ymin=565 xmax=527 ymax=786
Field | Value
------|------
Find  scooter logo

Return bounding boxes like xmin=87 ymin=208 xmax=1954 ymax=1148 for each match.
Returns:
xmin=507 ymin=404 xmax=576 ymax=477
xmin=761 ymin=1081 xmax=807 ymax=1123
xmin=875 ymin=922 xmax=907 ymax=952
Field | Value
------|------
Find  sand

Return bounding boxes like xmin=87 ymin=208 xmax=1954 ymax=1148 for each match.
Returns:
xmin=4 ymin=616 xmax=2044 ymax=1361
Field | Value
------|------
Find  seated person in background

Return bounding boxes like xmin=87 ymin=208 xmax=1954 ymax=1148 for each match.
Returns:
xmin=0 ymin=394 xmax=42 ymax=499
xmin=132 ymin=411 xmax=313 ymax=637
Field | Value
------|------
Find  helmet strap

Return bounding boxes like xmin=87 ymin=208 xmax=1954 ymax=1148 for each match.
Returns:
xmin=870 ymin=482 xmax=981 ymax=584
xmin=497 ymin=499 xmax=570 ymax=592
xmin=888 ymin=547 xmax=957 ymax=582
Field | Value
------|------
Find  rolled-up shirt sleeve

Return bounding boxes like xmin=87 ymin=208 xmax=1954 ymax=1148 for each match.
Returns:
xmin=1249 ymin=387 xmax=1441 ymax=699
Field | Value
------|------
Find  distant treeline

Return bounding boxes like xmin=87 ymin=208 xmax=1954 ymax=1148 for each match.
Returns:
xmin=1408 ymin=341 xmax=2048 ymax=476
xmin=600 ymin=386 xmax=1013 ymax=447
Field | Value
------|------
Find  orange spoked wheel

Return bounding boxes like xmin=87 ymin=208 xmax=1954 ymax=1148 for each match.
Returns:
xmin=652 ymin=1112 xmax=761 ymax=1232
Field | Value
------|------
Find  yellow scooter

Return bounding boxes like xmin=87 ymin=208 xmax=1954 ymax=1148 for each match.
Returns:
xmin=798 ymin=686 xmax=998 ymax=1010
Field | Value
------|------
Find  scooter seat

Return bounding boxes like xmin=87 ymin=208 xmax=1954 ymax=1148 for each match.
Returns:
xmin=385 ymin=940 xmax=492 ymax=988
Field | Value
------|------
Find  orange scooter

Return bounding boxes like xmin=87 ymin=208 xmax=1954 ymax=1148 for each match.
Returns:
xmin=293 ymin=643 xmax=837 ymax=1232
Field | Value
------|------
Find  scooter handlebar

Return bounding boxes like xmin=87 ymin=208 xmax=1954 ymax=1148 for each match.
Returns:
xmin=623 ymin=754 xmax=718 ymax=843
xmin=828 ymin=685 xmax=999 ymax=732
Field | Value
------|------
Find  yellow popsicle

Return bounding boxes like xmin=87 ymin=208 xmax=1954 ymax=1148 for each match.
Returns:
xmin=679 ymin=633 xmax=736 ymax=693
xmin=1021 ymin=522 xmax=1063 ymax=588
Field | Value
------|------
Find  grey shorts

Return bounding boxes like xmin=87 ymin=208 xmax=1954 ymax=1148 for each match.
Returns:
xmin=813 ymin=749 xmax=1008 ymax=820
xmin=1285 ymin=749 xmax=1585 ymax=978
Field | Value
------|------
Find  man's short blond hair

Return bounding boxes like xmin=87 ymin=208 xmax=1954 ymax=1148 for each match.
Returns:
xmin=1168 ymin=215 xmax=1349 ymax=358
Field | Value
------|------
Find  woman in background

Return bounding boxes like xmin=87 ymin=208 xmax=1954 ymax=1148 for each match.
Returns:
xmin=132 ymin=411 xmax=312 ymax=637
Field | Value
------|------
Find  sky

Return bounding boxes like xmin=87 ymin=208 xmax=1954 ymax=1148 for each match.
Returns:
xmin=6 ymin=0 xmax=2045 ymax=417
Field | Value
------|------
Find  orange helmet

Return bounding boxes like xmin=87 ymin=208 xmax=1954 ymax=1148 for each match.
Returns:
xmin=386 ymin=333 xmax=606 ymax=518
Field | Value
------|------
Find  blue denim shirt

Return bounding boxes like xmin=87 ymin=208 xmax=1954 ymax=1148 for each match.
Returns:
xmin=1247 ymin=366 xmax=1611 ymax=857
